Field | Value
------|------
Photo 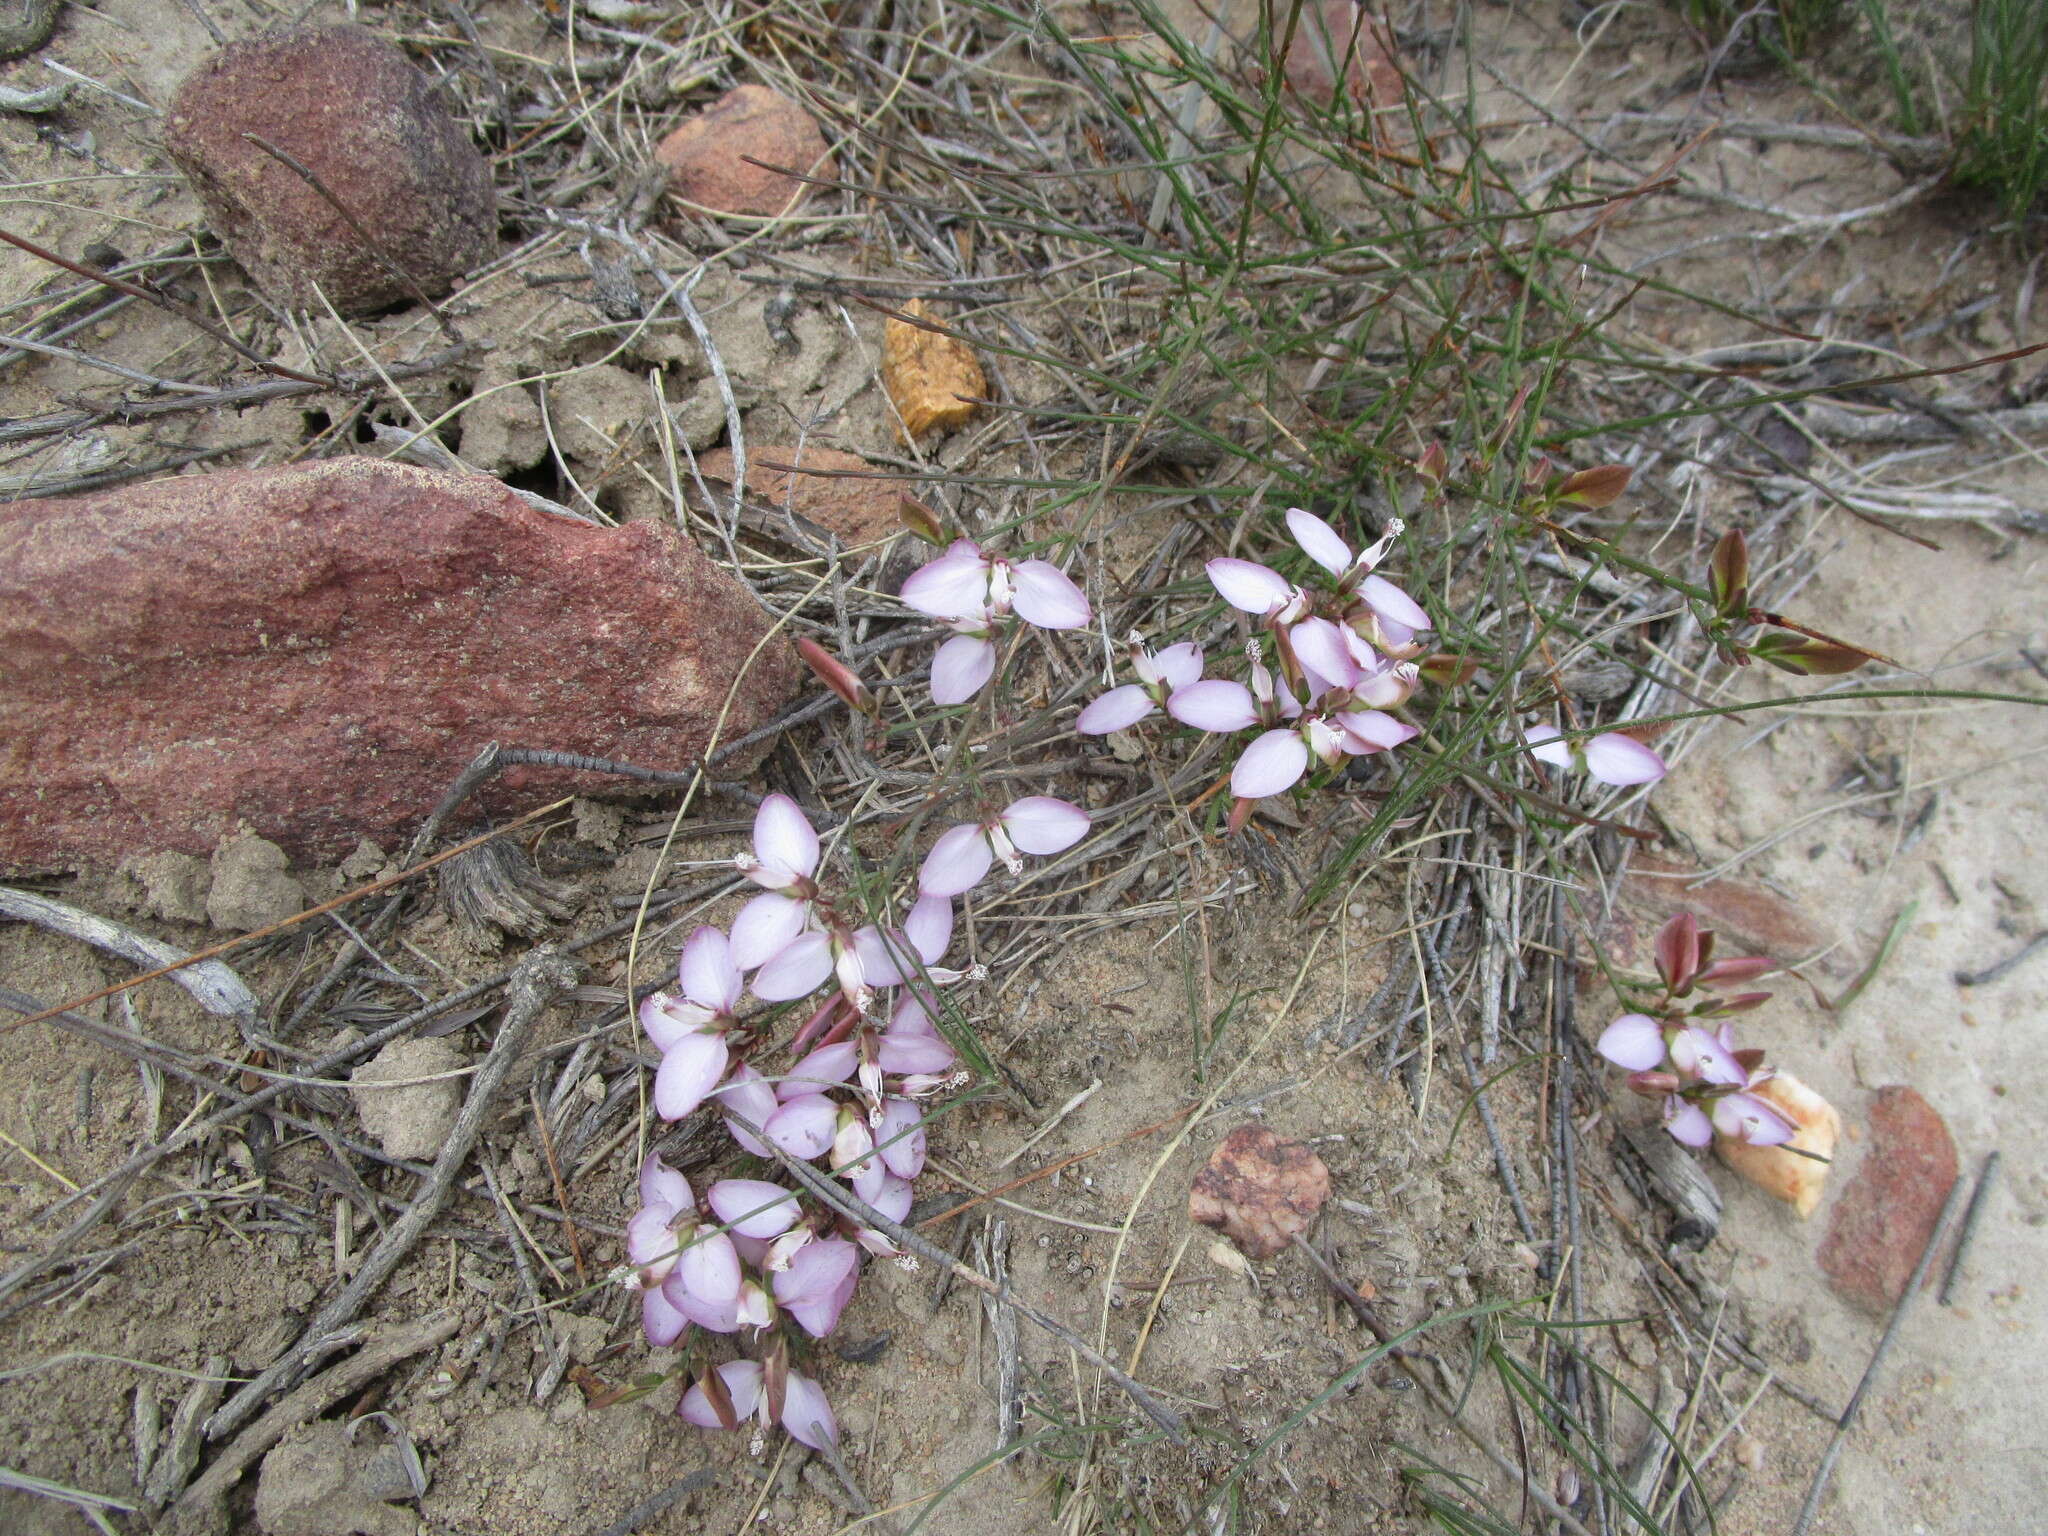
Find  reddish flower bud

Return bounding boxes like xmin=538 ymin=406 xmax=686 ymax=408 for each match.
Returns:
xmin=1733 ymin=1047 xmax=1768 ymax=1074
xmin=1627 ymin=1070 xmax=1681 ymax=1097
xmin=1655 ymin=912 xmax=1701 ymax=995
xmin=698 ymin=1362 xmax=740 ymax=1432
xmin=1418 ymin=652 xmax=1480 ymax=687
xmin=796 ymin=637 xmax=876 ymax=717
xmin=1750 ymin=632 xmax=1874 ymax=676
xmin=1697 ymin=954 xmax=1773 ymax=985
xmin=1417 ymin=441 xmax=1447 ymax=484
xmin=1556 ymin=464 xmax=1632 ymax=508
xmin=1709 ymin=528 xmax=1749 ymax=618
xmin=898 ymin=493 xmax=947 ymax=545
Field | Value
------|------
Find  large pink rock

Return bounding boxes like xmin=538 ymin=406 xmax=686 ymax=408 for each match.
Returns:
xmin=0 ymin=459 xmax=800 ymax=871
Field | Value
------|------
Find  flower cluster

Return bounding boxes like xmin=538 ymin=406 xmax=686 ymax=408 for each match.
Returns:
xmin=1594 ymin=912 xmax=1794 ymax=1148
xmin=628 ymin=789 xmax=1087 ymax=1451
xmin=900 ymin=539 xmax=1091 ymax=705
xmin=1077 ymin=508 xmax=1428 ymax=824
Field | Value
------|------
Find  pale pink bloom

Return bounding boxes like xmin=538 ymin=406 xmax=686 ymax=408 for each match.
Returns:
xmin=931 ymin=625 xmax=998 ymax=706
xmin=1330 ymin=709 xmax=1418 ymax=755
xmin=1077 ymin=640 xmax=1205 ymax=734
xmin=735 ymin=1277 xmax=775 ymax=1332
xmin=1207 ymin=557 xmax=1310 ymax=623
xmin=1597 ymin=1013 xmax=1667 ymax=1072
xmin=678 ymin=1361 xmax=840 ymax=1451
xmin=1663 ymin=1096 xmax=1714 ymax=1147
xmin=649 ymin=1032 xmax=729 ymax=1123
xmin=731 ymin=892 xmax=812 ymax=972
xmin=707 ymin=1178 xmax=803 ymax=1240
xmin=782 ymin=1040 xmax=860 ymax=1097
xmin=762 ymin=1093 xmax=838 ymax=1159
xmin=1233 ymin=728 xmax=1310 ymax=798
xmin=1525 ymin=724 xmax=1667 ymax=787
xmin=1670 ymin=1025 xmax=1746 ymax=1087
xmin=773 ymin=1235 xmax=861 ymax=1337
xmin=875 ymin=1095 xmax=928 ymax=1179
xmin=831 ymin=1105 xmax=888 ymax=1201
xmin=1712 ymin=1090 xmax=1797 ymax=1146
xmin=750 ymin=930 xmax=834 ymax=1003
xmin=1168 ymin=678 xmax=1259 ymax=733
xmin=854 ymin=1171 xmax=915 ymax=1257
xmin=877 ymin=990 xmax=958 ymax=1075
xmin=918 ymin=796 xmax=1090 ymax=897
xmin=735 ymin=794 xmax=820 ymax=895
xmin=627 ymin=1153 xmax=694 ymax=1292
xmin=641 ymin=1283 xmax=689 ymax=1348
xmin=715 ymin=1063 xmax=779 ymax=1157
xmin=660 ymin=1224 xmax=743 ymax=1334
xmin=902 ymin=539 xmax=1091 ymax=629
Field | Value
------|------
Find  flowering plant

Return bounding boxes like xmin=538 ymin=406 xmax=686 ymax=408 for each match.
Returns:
xmin=626 ymin=788 xmax=1087 ymax=1451
xmin=1593 ymin=911 xmax=1795 ymax=1148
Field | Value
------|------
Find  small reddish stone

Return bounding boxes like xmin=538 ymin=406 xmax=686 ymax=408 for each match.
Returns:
xmin=163 ymin=25 xmax=497 ymax=315
xmin=1189 ymin=1124 xmax=1332 ymax=1260
xmin=1283 ymin=2 xmax=1404 ymax=112
xmin=697 ymin=446 xmax=906 ymax=547
xmin=1818 ymin=1086 xmax=1959 ymax=1312
xmin=656 ymin=85 xmax=832 ymax=219
xmin=0 ymin=459 xmax=801 ymax=871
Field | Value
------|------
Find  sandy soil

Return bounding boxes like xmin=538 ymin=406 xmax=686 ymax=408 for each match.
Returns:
xmin=1 ymin=1 xmax=2042 ymax=1533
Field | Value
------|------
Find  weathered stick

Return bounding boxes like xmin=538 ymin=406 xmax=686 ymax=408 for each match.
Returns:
xmin=0 ymin=886 xmax=258 ymax=1020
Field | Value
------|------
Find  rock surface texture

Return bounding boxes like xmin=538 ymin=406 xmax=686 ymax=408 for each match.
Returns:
xmin=698 ymin=445 xmax=906 ymax=546
xmin=656 ymin=84 xmax=831 ymax=218
xmin=163 ymin=24 xmax=496 ymax=314
xmin=0 ymin=457 xmax=801 ymax=871
xmin=1818 ymin=1085 xmax=1959 ymax=1311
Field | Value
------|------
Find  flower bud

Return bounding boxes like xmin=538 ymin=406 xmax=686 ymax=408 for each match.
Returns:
xmin=1627 ymin=1069 xmax=1681 ymax=1097
xmin=897 ymin=493 xmax=947 ymax=545
xmin=796 ymin=637 xmax=877 ymax=717
xmin=1709 ymin=528 xmax=1750 ymax=618
xmin=1750 ymin=631 xmax=1874 ymax=676
xmin=1556 ymin=463 xmax=1632 ymax=508
xmin=1416 ymin=441 xmax=1447 ymax=484
xmin=1418 ymin=652 xmax=1480 ymax=687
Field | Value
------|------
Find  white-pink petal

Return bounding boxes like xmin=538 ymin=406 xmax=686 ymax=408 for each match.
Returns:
xmin=678 ymin=926 xmax=741 ymax=1014
xmin=899 ymin=542 xmax=990 ymax=619
xmin=1596 ymin=1013 xmax=1667 ymax=1072
xmin=1232 ymin=729 xmax=1310 ymax=799
xmin=876 ymin=1096 xmax=928 ymax=1178
xmin=639 ymin=991 xmax=712 ymax=1054
xmin=1523 ymin=724 xmax=1574 ymax=769
xmin=730 ymin=892 xmax=808 ymax=972
xmin=878 ymin=1031 xmax=957 ymax=1074
xmin=1359 ymin=573 xmax=1430 ymax=632
xmin=750 ymin=931 xmax=834 ymax=1002
xmin=1076 ymin=684 xmax=1155 ymax=735
xmin=637 ymin=1150 xmax=693 ymax=1215
xmin=642 ymin=1284 xmax=689 ymax=1348
xmin=1583 ymin=733 xmax=1667 ymax=786
xmin=679 ymin=1359 xmax=763 ymax=1428
xmin=1289 ymin=617 xmax=1363 ymax=694
xmin=764 ymin=1094 xmax=837 ymax=1158
xmin=1000 ymin=796 xmax=1089 ymax=855
xmin=715 ymin=1064 xmax=778 ymax=1156
xmin=1333 ymin=709 xmax=1417 ymax=754
xmin=1206 ymin=557 xmax=1292 ymax=614
xmin=930 ymin=632 xmax=997 ymax=705
xmin=780 ymin=1371 xmax=840 ymax=1450
xmin=1664 ymin=1098 xmax=1714 ymax=1147
xmin=1712 ymin=1092 xmax=1796 ymax=1146
xmin=752 ymin=794 xmax=820 ymax=885
xmin=707 ymin=1179 xmax=802 ymax=1239
xmin=919 ymin=823 xmax=993 ymax=897
xmin=653 ymin=1033 xmax=730 ymax=1121
xmin=905 ymin=893 xmax=953 ymax=964
xmin=1010 ymin=559 xmax=1091 ymax=629
xmin=1154 ymin=641 xmax=1205 ymax=690
xmin=667 ymin=1229 xmax=741 ymax=1332
xmin=1168 ymin=679 xmax=1258 ymax=733
xmin=1285 ymin=507 xmax=1353 ymax=573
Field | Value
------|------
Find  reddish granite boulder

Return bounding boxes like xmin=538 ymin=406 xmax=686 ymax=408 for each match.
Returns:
xmin=0 ymin=458 xmax=801 ymax=871
xmin=164 ymin=25 xmax=496 ymax=314
xmin=1818 ymin=1086 xmax=1959 ymax=1312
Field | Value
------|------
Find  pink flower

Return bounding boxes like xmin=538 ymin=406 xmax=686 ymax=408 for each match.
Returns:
xmin=641 ymin=927 xmax=743 ymax=1122
xmin=761 ymin=1093 xmax=838 ymax=1159
xmin=731 ymin=796 xmax=824 ymax=971
xmin=679 ymin=1360 xmax=840 ymax=1451
xmin=1596 ymin=1013 xmax=1667 ymax=1072
xmin=854 ymin=1171 xmax=915 ymax=1257
xmin=659 ymin=1222 xmax=743 ymax=1333
xmin=902 ymin=540 xmax=1091 ymax=631
xmin=1207 ymin=557 xmax=1311 ymax=623
xmin=931 ymin=623 xmax=1000 ymax=706
xmin=1281 ymin=508 xmax=1428 ymax=652
xmin=1525 ymin=724 xmax=1667 ymax=786
xmin=1663 ymin=1095 xmax=1714 ymax=1147
xmin=1712 ymin=1090 xmax=1797 ymax=1146
xmin=876 ymin=990 xmax=958 ymax=1075
xmin=875 ymin=1094 xmax=928 ymax=1179
xmin=707 ymin=1178 xmax=803 ymax=1240
xmin=918 ymin=796 xmax=1090 ymax=897
xmin=773 ymin=1235 xmax=861 ymax=1337
xmin=715 ymin=1062 xmax=779 ymax=1157
xmin=1077 ymin=639 xmax=1205 ymax=734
